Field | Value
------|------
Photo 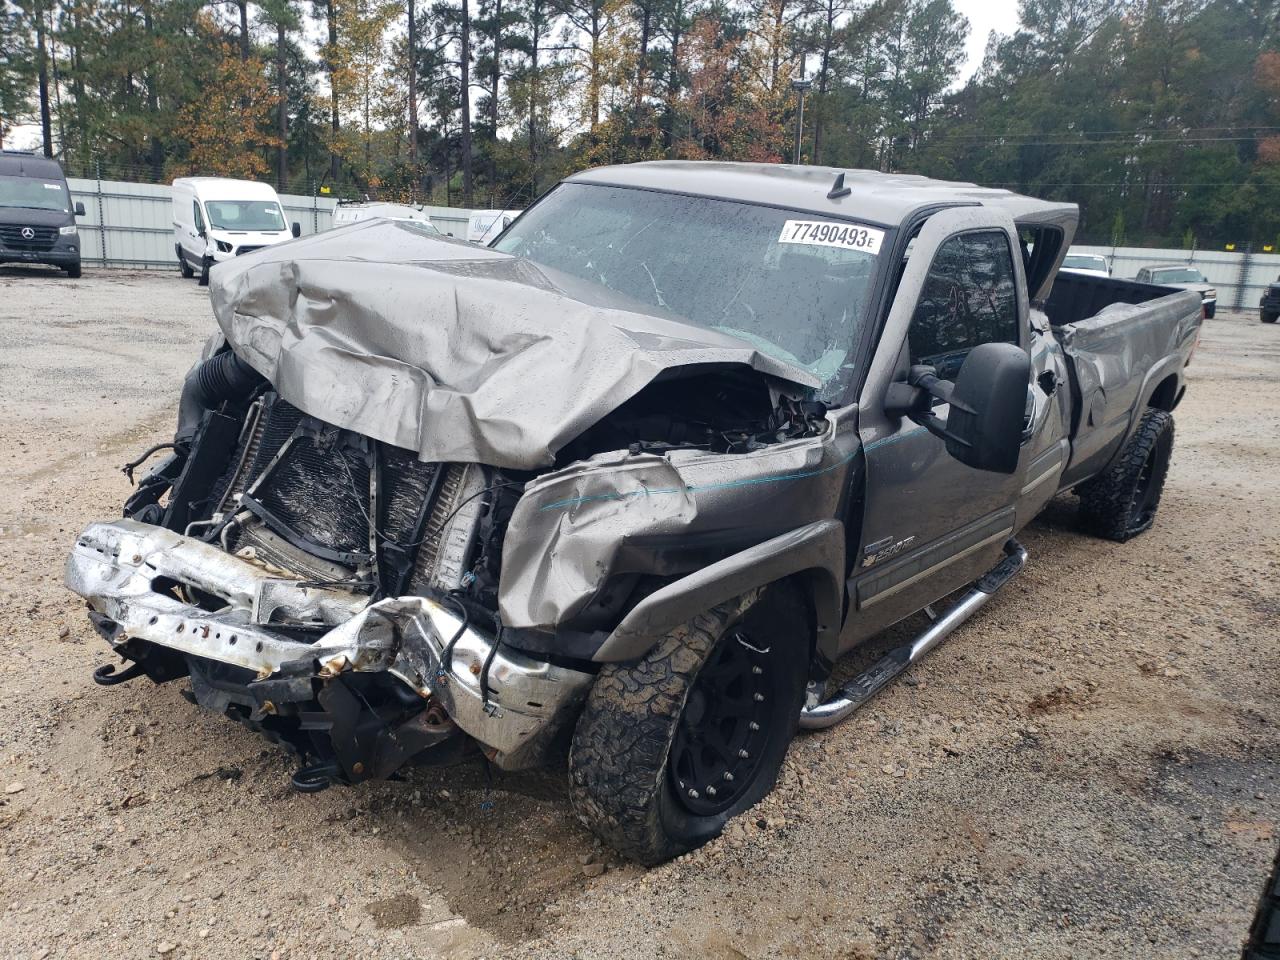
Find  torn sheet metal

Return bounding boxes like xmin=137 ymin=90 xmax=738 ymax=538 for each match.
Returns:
xmin=66 ymin=519 xmax=593 ymax=769
xmin=208 ymin=220 xmax=818 ymax=470
xmin=498 ymin=431 xmax=854 ymax=629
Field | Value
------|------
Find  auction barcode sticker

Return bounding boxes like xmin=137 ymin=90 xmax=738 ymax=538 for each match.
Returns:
xmin=779 ymin=219 xmax=884 ymax=254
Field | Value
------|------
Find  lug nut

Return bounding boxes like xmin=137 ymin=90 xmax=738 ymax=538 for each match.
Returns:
xmin=688 ymin=788 xmax=700 ymax=799
xmin=723 ymin=771 xmax=734 ymax=782
xmin=706 ymin=786 xmax=717 ymax=797
xmin=752 ymin=665 xmax=763 ymax=675
xmin=749 ymin=721 xmax=760 ymax=731
xmin=753 ymin=693 xmax=764 ymax=702
xmin=738 ymin=749 xmax=750 ymax=759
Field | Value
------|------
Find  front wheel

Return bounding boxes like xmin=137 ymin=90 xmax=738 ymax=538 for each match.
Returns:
xmin=197 ymin=255 xmax=211 ymax=286
xmin=569 ymin=586 xmax=808 ymax=864
xmin=1204 ymin=303 xmax=1216 ymax=319
xmin=1077 ymin=409 xmax=1174 ymax=542
xmin=1263 ymin=312 xmax=1278 ymax=324
xmin=64 ymin=259 xmax=81 ymax=279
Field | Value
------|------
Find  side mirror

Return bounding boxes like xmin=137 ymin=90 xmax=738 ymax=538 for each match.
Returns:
xmin=74 ymin=201 xmax=86 ymax=217
xmin=291 ymin=221 xmax=301 ymax=238
xmin=884 ymin=342 xmax=1030 ymax=474
xmin=944 ymin=343 xmax=1030 ymax=473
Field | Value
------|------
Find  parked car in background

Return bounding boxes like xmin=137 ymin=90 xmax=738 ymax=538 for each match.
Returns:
xmin=1136 ymin=264 xmax=1217 ymax=318
xmin=0 ymin=150 xmax=85 ymax=277
xmin=173 ymin=178 xmax=300 ymax=286
xmin=332 ymin=200 xmax=440 ymax=231
xmin=466 ymin=208 xmax=521 ymax=244
xmin=1260 ymin=276 xmax=1279 ymax=324
xmin=1059 ymin=252 xmax=1110 ymax=277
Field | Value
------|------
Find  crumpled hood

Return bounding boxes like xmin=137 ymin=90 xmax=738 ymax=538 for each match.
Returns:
xmin=208 ymin=219 xmax=816 ymax=470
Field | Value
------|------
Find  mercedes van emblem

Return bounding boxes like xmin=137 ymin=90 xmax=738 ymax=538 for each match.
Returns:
xmin=20 ymin=227 xmax=35 ymax=240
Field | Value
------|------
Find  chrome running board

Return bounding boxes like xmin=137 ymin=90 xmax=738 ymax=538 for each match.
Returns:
xmin=799 ymin=539 xmax=1027 ymax=730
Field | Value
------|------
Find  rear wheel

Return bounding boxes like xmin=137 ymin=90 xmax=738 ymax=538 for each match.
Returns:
xmin=1077 ymin=409 xmax=1174 ymax=542
xmin=178 ymin=245 xmax=194 ymax=278
xmin=569 ymin=585 xmax=808 ymax=864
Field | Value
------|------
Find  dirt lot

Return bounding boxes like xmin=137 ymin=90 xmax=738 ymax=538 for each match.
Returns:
xmin=1 ymin=265 xmax=1277 ymax=960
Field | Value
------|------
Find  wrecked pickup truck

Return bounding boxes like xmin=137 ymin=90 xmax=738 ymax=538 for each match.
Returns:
xmin=66 ymin=162 xmax=1203 ymax=863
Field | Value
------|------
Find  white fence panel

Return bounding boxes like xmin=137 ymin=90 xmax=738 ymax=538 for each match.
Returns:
xmin=64 ymin=178 xmax=479 ymax=269
xmin=1073 ymin=244 xmax=1280 ymax=311
xmin=63 ymin=178 xmax=1274 ymax=308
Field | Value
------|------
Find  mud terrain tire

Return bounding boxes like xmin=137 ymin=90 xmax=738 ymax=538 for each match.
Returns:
xmin=1077 ymin=409 xmax=1174 ymax=542
xmin=569 ymin=588 xmax=807 ymax=864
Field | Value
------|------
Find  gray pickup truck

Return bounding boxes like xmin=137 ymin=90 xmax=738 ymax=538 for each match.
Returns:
xmin=66 ymin=162 xmax=1203 ymax=863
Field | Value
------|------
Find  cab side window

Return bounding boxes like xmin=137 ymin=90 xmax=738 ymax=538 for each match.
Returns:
xmin=908 ymin=230 xmax=1019 ymax=379
xmin=193 ymin=201 xmax=206 ymax=233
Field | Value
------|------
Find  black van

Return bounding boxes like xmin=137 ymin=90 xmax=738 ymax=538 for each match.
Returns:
xmin=0 ymin=150 xmax=85 ymax=277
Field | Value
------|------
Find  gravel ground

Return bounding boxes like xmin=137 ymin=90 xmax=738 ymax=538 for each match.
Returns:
xmin=0 ymin=265 xmax=1277 ymax=960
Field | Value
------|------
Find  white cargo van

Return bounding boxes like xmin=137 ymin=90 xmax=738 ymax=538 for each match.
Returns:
xmin=466 ymin=208 xmax=521 ymax=245
xmin=332 ymin=201 xmax=439 ymax=230
xmin=173 ymin=178 xmax=299 ymax=285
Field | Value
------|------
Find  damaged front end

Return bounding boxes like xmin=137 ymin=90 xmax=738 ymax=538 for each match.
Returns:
xmin=66 ymin=223 xmax=845 ymax=789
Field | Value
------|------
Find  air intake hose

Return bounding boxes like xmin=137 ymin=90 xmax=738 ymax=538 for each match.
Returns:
xmin=175 ymin=349 xmax=265 ymax=443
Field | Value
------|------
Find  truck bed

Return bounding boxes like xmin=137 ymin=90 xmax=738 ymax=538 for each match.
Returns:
xmin=1045 ymin=273 xmax=1204 ymax=488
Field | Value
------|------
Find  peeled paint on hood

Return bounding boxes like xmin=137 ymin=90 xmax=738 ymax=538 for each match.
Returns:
xmin=207 ymin=219 xmax=818 ymax=470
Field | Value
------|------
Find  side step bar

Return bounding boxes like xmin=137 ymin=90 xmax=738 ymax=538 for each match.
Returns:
xmin=799 ymin=538 xmax=1027 ymax=730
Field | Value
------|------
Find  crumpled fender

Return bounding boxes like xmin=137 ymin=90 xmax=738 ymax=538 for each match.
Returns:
xmin=498 ymin=430 xmax=857 ymax=659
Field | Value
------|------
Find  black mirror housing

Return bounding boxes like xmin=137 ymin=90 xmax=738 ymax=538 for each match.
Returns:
xmin=74 ymin=201 xmax=86 ymax=217
xmin=291 ymin=222 xmax=301 ymax=238
xmin=944 ymin=342 xmax=1030 ymax=474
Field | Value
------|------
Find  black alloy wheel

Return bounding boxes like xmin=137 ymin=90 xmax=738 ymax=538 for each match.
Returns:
xmin=668 ymin=629 xmax=779 ymax=816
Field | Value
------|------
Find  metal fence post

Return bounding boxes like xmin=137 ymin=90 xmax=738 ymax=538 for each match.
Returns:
xmin=95 ymin=159 xmax=107 ymax=268
xmin=311 ymin=181 xmax=318 ymax=235
xmin=1234 ymin=244 xmax=1253 ymax=311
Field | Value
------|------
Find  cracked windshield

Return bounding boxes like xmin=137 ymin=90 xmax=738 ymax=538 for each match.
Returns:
xmin=495 ymin=182 xmax=882 ymax=392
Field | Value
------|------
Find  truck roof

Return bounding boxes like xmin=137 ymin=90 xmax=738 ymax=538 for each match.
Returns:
xmin=172 ymin=177 xmax=282 ymax=201
xmin=568 ymin=161 xmax=1078 ymax=233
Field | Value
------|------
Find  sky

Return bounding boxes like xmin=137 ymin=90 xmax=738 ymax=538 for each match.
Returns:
xmin=956 ymin=0 xmax=1022 ymax=79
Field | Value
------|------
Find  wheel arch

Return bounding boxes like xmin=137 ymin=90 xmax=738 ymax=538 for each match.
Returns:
xmin=592 ymin=520 xmax=845 ymax=669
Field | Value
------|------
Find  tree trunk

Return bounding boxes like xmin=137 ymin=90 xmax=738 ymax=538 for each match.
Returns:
xmin=238 ymin=0 xmax=250 ymax=60
xmin=35 ymin=1 xmax=52 ymax=157
xmin=588 ymin=3 xmax=599 ymax=131
xmin=488 ymin=0 xmax=500 ymax=187
xmin=634 ymin=0 xmax=649 ymax=112
xmin=407 ymin=0 xmax=418 ymax=176
xmin=277 ymin=19 xmax=288 ymax=190
xmin=461 ymin=0 xmax=473 ymax=205
xmin=529 ymin=0 xmax=539 ymax=190
xmin=48 ymin=6 xmax=66 ymax=155
xmin=811 ymin=0 xmax=834 ymax=165
xmin=327 ymin=0 xmax=340 ymax=182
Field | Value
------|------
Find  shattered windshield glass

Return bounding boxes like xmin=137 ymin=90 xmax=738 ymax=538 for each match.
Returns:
xmin=494 ymin=182 xmax=882 ymax=388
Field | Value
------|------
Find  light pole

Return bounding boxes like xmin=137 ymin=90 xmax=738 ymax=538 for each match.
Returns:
xmin=791 ymin=72 xmax=813 ymax=165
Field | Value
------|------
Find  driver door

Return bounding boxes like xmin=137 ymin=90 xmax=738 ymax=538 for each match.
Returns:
xmin=843 ymin=207 xmax=1046 ymax=646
